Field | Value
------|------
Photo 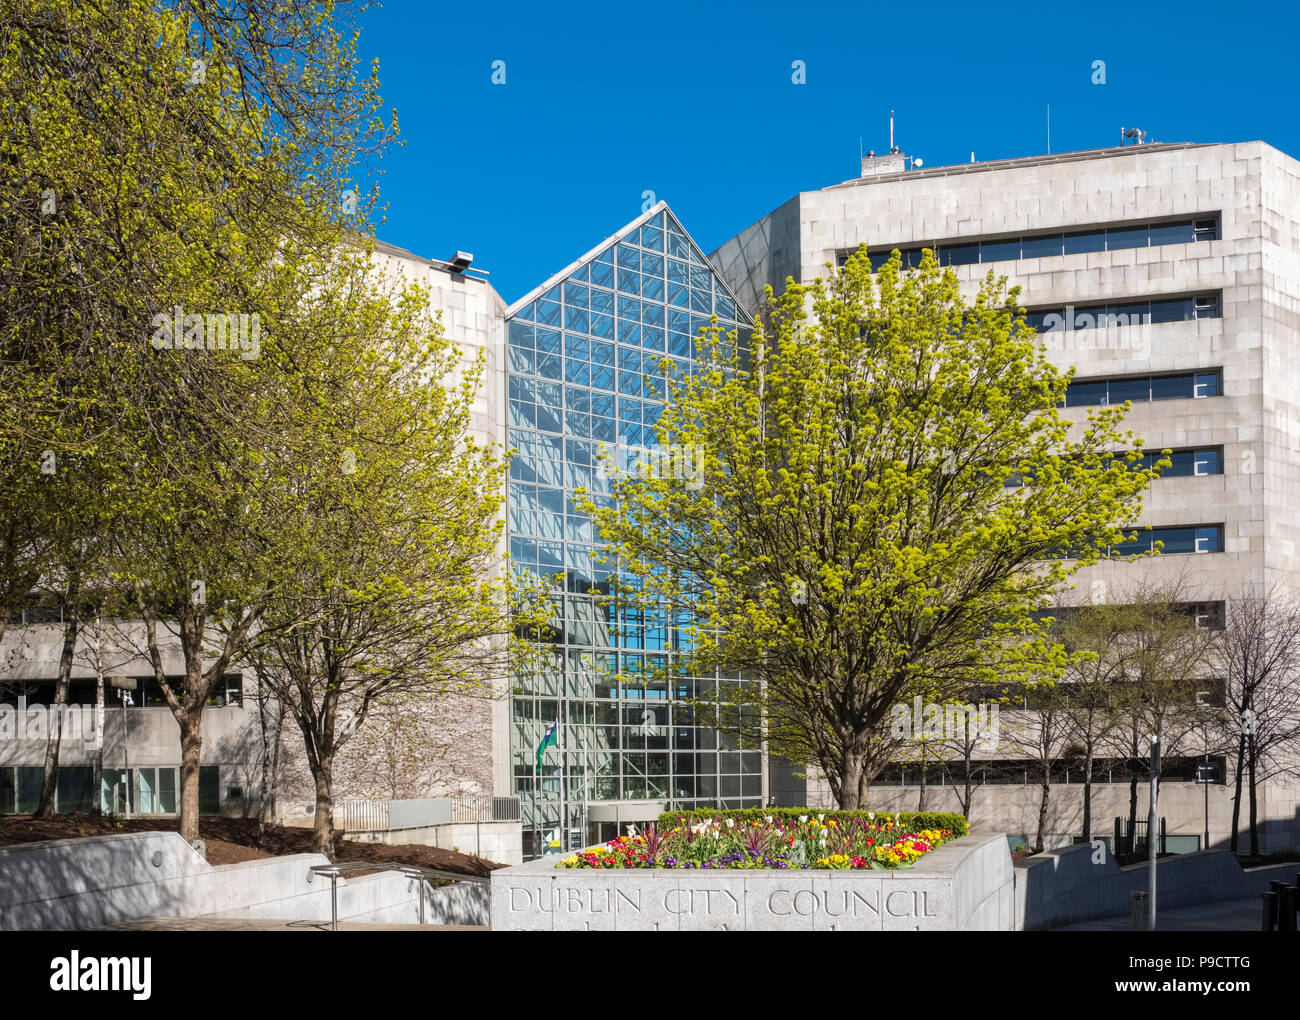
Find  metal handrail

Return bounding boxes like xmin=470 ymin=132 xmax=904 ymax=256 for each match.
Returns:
xmin=308 ymin=862 xmax=489 ymax=930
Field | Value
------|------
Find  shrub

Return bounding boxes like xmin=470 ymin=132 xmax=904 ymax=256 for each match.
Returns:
xmin=655 ymin=807 xmax=969 ymax=837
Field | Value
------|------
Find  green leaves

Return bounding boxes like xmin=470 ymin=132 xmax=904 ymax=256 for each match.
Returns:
xmin=585 ymin=249 xmax=1158 ymax=806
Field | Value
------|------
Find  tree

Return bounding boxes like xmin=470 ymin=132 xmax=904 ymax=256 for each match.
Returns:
xmin=583 ymin=249 xmax=1160 ymax=808
xmin=1 ymin=0 xmax=393 ymax=840
xmin=1001 ymin=683 xmax=1065 ymax=853
xmin=935 ymin=691 xmax=1005 ymax=821
xmin=1052 ymin=603 xmax=1137 ymax=841
xmin=1106 ymin=585 xmax=1216 ymax=851
xmin=1211 ymin=590 xmax=1300 ymax=855
xmin=230 ymin=266 xmax=536 ymax=856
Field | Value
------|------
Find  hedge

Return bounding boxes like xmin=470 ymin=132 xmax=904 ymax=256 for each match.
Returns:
xmin=654 ymin=807 xmax=969 ymax=836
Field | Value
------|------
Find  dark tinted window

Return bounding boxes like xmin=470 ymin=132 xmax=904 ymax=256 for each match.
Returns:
xmin=861 ymin=217 xmax=1220 ymax=272
xmin=1194 ymin=372 xmax=1220 ymax=397
xmin=981 ymin=239 xmax=1021 ymax=262
xmin=1194 ymin=295 xmax=1220 ymax=318
xmin=1150 ymin=221 xmax=1195 ymax=245
xmin=1064 ymin=230 xmax=1107 ymax=254
xmin=1024 ymin=308 xmax=1065 ymax=332
xmin=1194 ymin=448 xmax=1221 ymax=474
xmin=1149 ymin=297 xmax=1194 ymax=323
xmin=1073 ymin=305 xmax=1106 ymax=330
xmin=1109 ymin=376 xmax=1150 ymax=404
xmin=1065 ymin=372 xmax=1221 ymax=406
xmin=1066 ymin=379 xmax=1110 ymax=406
xmin=1109 ymin=302 xmax=1149 ymax=326
xmin=942 ymin=243 xmax=980 ymax=266
xmin=1151 ymin=374 xmax=1195 ymax=400
xmin=1021 ymin=234 xmax=1065 ymax=259
xmin=1154 ymin=527 xmax=1198 ymax=554
xmin=1107 ymin=226 xmax=1150 ymax=250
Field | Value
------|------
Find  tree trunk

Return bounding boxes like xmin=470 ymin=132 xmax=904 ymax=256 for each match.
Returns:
xmin=93 ymin=635 xmax=105 ymax=815
xmin=838 ymin=744 xmax=865 ymax=810
xmin=177 ymin=709 xmax=204 ymax=843
xmin=311 ymin=758 xmax=335 ymax=858
xmin=1035 ymin=762 xmax=1050 ymax=853
xmin=255 ymin=674 xmax=282 ymax=847
xmin=1127 ymin=733 xmax=1140 ymax=854
xmin=1247 ymin=735 xmax=1259 ymax=856
xmin=1081 ymin=741 xmax=1096 ymax=841
xmin=963 ymin=751 xmax=974 ymax=818
xmin=1229 ymin=731 xmax=1245 ymax=854
xmin=37 ymin=576 xmax=80 ymax=817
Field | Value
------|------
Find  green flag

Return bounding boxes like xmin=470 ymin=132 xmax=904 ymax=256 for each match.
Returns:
xmin=536 ymin=720 xmax=558 ymax=768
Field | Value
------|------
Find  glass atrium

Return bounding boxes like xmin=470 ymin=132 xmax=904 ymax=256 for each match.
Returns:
xmin=504 ymin=205 xmax=761 ymax=856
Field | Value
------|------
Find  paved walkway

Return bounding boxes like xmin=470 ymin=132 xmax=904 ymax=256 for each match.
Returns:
xmin=1055 ymin=898 xmax=1263 ymax=931
xmin=94 ymin=917 xmax=487 ymax=931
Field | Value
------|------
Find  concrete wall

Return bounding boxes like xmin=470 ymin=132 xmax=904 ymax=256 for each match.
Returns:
xmin=1015 ymin=839 xmax=1299 ymax=930
xmin=0 ymin=831 xmax=488 ymax=930
xmin=345 ymin=820 xmax=523 ymax=865
xmin=490 ymin=832 xmax=1014 ymax=931
xmin=791 ymin=763 xmax=1273 ymax=852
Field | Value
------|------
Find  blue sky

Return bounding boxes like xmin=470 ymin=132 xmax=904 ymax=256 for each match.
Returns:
xmin=358 ymin=0 xmax=1300 ymax=303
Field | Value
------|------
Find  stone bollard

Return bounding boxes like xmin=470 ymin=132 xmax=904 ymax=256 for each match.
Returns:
xmin=1280 ymin=886 xmax=1297 ymax=933
xmin=1261 ymin=890 xmax=1278 ymax=932
xmin=1130 ymin=890 xmax=1148 ymax=931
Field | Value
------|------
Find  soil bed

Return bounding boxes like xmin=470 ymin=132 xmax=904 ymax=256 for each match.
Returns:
xmin=0 ymin=814 xmax=501 ymax=875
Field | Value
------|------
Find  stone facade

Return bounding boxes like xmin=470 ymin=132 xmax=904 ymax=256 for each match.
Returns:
xmin=712 ymin=141 xmax=1300 ymax=851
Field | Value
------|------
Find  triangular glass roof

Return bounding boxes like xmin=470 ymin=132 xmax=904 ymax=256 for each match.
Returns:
xmin=505 ymin=202 xmax=752 ymax=328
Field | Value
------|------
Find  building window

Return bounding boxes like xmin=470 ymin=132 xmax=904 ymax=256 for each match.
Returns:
xmin=1139 ymin=447 xmax=1223 ymax=476
xmin=1025 ymin=293 xmax=1222 ymax=333
xmin=1063 ymin=370 xmax=1221 ymax=407
xmin=848 ymin=215 xmax=1220 ymax=271
xmin=199 ymin=765 xmax=221 ymax=814
xmin=1109 ymin=524 xmax=1223 ymax=556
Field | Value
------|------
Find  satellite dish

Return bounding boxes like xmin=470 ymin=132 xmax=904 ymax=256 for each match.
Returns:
xmin=912 ymin=157 xmax=924 ymax=168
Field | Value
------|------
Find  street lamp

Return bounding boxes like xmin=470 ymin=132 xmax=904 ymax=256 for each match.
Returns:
xmin=109 ymin=676 xmax=136 ymax=816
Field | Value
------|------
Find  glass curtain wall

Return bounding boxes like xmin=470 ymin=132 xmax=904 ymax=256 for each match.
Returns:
xmin=506 ymin=208 xmax=763 ymax=856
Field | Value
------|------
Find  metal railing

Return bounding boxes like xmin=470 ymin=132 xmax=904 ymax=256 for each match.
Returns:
xmin=451 ymin=793 xmax=521 ymax=822
xmin=336 ymin=795 xmax=519 ymax=832
xmin=335 ymin=799 xmax=390 ymax=832
xmin=308 ymin=862 xmax=489 ymax=930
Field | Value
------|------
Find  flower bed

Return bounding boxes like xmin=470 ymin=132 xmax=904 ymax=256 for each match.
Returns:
xmin=557 ymin=812 xmax=959 ymax=870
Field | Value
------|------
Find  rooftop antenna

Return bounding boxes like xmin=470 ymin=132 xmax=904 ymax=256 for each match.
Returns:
xmin=889 ymin=109 xmax=897 ymax=153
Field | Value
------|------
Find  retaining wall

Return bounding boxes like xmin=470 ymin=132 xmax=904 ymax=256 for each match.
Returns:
xmin=1015 ymin=841 xmax=1300 ymax=930
xmin=490 ymin=832 xmax=1015 ymax=931
xmin=0 ymin=831 xmax=488 ymax=930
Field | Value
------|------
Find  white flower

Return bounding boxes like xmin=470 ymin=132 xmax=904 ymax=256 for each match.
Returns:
xmin=821 ymin=828 xmax=829 ymax=839
xmin=819 ymin=838 xmax=827 ymax=848
xmin=798 ymin=815 xmax=808 ymax=824
xmin=725 ymin=818 xmax=734 ymax=828
xmin=868 ymin=812 xmax=875 ymax=820
xmin=626 ymin=824 xmax=636 ymax=837
xmin=765 ymin=815 xmax=773 ymax=823
xmin=817 ymin=813 xmax=824 ymax=822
